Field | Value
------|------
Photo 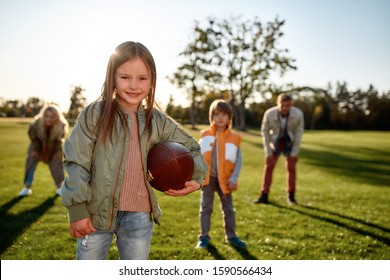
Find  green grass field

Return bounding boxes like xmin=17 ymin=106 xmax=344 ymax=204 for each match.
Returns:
xmin=0 ymin=118 xmax=389 ymax=260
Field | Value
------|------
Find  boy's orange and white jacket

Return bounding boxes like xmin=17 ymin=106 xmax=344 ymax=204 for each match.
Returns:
xmin=199 ymin=125 xmax=241 ymax=195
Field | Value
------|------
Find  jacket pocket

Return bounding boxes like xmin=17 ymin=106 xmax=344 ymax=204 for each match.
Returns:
xmin=86 ymin=196 xmax=105 ymax=215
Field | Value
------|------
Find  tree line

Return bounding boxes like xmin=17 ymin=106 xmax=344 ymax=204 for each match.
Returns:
xmin=166 ymin=82 xmax=390 ymax=130
xmin=166 ymin=15 xmax=389 ymax=131
xmin=0 ymin=85 xmax=87 ymax=121
xmin=2 ymin=82 xmax=388 ymax=130
xmin=1 ymin=16 xmax=389 ymax=130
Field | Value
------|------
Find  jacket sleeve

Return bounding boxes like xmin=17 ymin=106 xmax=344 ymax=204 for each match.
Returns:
xmin=61 ymin=105 xmax=98 ymax=223
xmin=290 ymin=108 xmax=304 ymax=157
xmin=153 ymin=111 xmax=208 ymax=186
xmin=261 ymin=110 xmax=273 ymax=157
xmin=228 ymin=147 xmax=242 ymax=185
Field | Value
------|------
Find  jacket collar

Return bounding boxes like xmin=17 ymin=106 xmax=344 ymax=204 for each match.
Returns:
xmin=115 ymin=98 xmax=145 ymax=116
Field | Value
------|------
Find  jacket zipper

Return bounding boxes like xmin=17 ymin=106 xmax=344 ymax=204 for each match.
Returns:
xmin=136 ymin=113 xmax=159 ymax=224
xmin=108 ymin=116 xmax=127 ymax=230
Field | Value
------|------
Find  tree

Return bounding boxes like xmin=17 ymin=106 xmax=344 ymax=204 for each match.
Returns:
xmin=0 ymin=99 xmax=21 ymax=117
xmin=67 ymin=85 xmax=87 ymax=120
xmin=24 ymin=97 xmax=44 ymax=117
xmin=167 ymin=19 xmax=222 ymax=129
xmin=208 ymin=16 xmax=297 ymax=130
xmin=358 ymin=85 xmax=390 ymax=130
xmin=165 ymin=94 xmax=191 ymax=124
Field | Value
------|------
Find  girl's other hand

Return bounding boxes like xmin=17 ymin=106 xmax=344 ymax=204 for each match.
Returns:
xmin=164 ymin=180 xmax=201 ymax=197
xmin=69 ymin=217 xmax=96 ymax=238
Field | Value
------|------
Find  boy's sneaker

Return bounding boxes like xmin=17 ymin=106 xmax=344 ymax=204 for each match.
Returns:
xmin=18 ymin=187 xmax=32 ymax=197
xmin=195 ymin=238 xmax=209 ymax=249
xmin=254 ymin=193 xmax=268 ymax=204
xmin=228 ymin=237 xmax=247 ymax=249
xmin=56 ymin=188 xmax=62 ymax=196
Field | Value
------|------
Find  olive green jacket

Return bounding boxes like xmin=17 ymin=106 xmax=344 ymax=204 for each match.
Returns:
xmin=61 ymin=101 xmax=207 ymax=230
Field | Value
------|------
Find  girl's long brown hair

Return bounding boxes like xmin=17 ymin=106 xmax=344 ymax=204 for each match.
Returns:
xmin=94 ymin=41 xmax=158 ymax=143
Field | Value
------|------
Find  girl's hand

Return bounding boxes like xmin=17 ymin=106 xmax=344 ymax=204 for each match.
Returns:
xmin=164 ymin=180 xmax=201 ymax=197
xmin=69 ymin=217 xmax=96 ymax=238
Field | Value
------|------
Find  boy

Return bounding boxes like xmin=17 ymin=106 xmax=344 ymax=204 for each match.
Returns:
xmin=197 ymin=99 xmax=246 ymax=249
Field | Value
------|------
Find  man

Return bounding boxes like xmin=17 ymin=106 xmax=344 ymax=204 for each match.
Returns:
xmin=254 ymin=93 xmax=304 ymax=205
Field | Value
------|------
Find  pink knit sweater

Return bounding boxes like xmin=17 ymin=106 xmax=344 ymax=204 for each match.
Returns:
xmin=118 ymin=112 xmax=151 ymax=212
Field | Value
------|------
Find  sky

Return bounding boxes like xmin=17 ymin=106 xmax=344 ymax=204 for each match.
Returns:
xmin=1 ymin=0 xmax=389 ymax=112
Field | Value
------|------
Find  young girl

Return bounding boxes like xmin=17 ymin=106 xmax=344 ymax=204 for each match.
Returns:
xmin=61 ymin=41 xmax=207 ymax=260
xmin=19 ymin=104 xmax=68 ymax=197
xmin=197 ymin=99 xmax=246 ymax=250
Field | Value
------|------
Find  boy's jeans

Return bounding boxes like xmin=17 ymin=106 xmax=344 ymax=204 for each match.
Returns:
xmin=199 ymin=176 xmax=237 ymax=240
xmin=76 ymin=212 xmax=153 ymax=260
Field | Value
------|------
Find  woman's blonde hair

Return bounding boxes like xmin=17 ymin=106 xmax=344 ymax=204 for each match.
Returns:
xmin=94 ymin=41 xmax=159 ymax=143
xmin=209 ymin=99 xmax=233 ymax=129
xmin=35 ymin=104 xmax=69 ymax=140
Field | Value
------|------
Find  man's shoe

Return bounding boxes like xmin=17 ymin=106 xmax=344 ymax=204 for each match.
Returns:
xmin=228 ymin=237 xmax=247 ymax=249
xmin=56 ymin=188 xmax=62 ymax=196
xmin=18 ymin=187 xmax=32 ymax=197
xmin=196 ymin=238 xmax=209 ymax=249
xmin=254 ymin=193 xmax=268 ymax=204
xmin=288 ymin=192 xmax=297 ymax=205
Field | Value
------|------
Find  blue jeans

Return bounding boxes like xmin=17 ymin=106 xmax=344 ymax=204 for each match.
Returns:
xmin=24 ymin=160 xmax=37 ymax=187
xmin=76 ymin=212 xmax=153 ymax=260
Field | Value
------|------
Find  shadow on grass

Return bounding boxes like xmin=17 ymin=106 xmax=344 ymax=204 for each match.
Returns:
xmin=0 ymin=195 xmax=58 ymax=254
xmin=301 ymin=146 xmax=390 ymax=187
xmin=229 ymin=246 xmax=258 ymax=260
xmin=300 ymin=204 xmax=390 ymax=233
xmin=241 ymin=137 xmax=263 ymax=150
xmin=240 ymin=130 xmax=261 ymax=137
xmin=206 ymin=243 xmax=258 ymax=260
xmin=269 ymin=202 xmax=390 ymax=246
xmin=207 ymin=243 xmax=226 ymax=260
